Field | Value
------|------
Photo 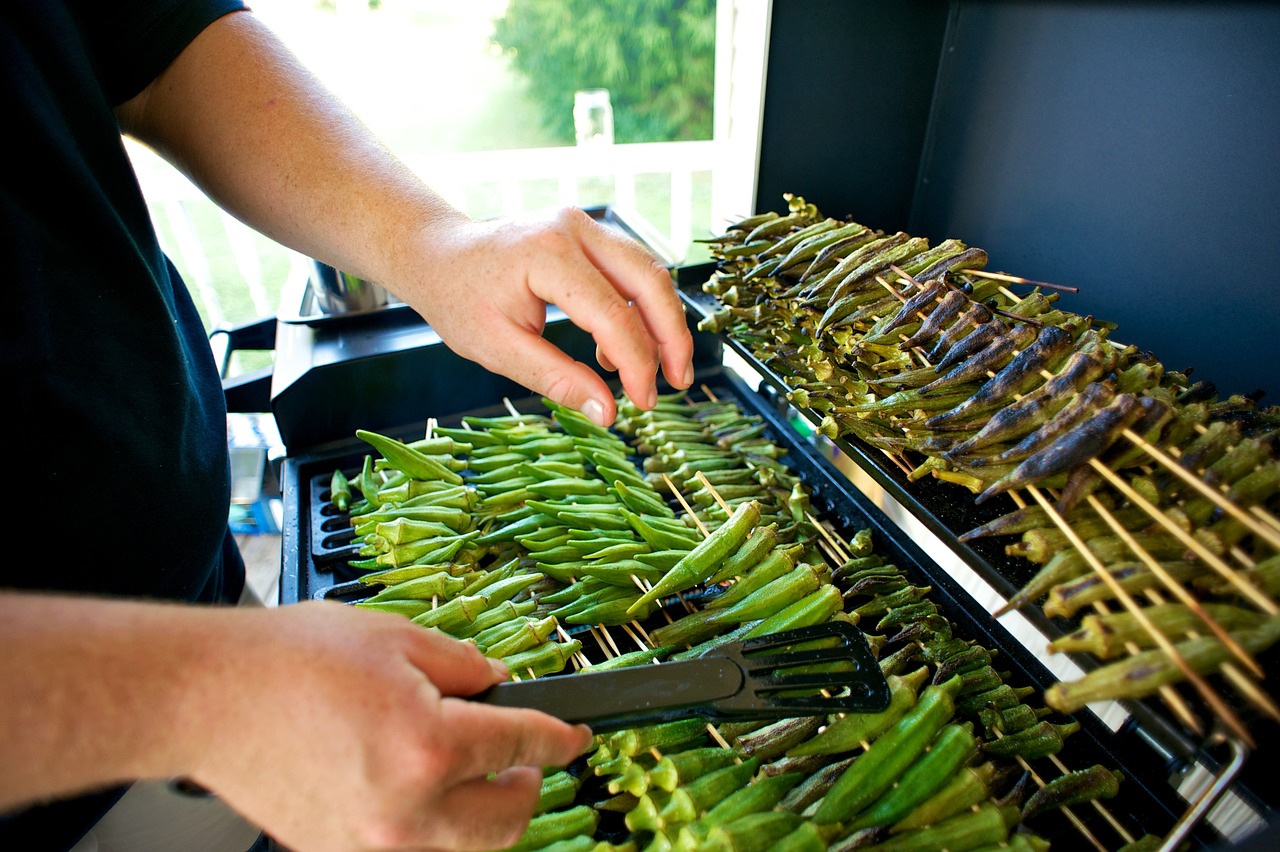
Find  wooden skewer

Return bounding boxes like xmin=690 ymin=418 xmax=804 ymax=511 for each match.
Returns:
xmin=502 ymin=396 xmax=520 ymax=417
xmin=963 ymin=268 xmax=1079 ymax=293
xmin=1027 ymin=486 xmax=1252 ymax=746
xmin=619 ymin=621 xmax=651 ymax=653
xmin=662 ymin=473 xmax=710 ymax=537
xmin=1041 ymin=752 xmax=1135 ymax=846
xmin=695 ymin=471 xmax=734 ymax=515
xmin=1085 ymin=494 xmax=1265 ymax=679
xmin=807 ymin=510 xmax=850 ymax=563
xmin=1119 ymin=428 xmax=1280 ymax=552
xmin=1086 ymin=459 xmax=1277 ymax=614
xmin=999 ymin=748 xmax=1110 ymax=852
xmin=700 ymin=384 xmax=721 ymax=403
xmin=424 ymin=417 xmax=436 ymax=440
xmin=1145 ymin=589 xmax=1280 ymax=724
xmin=1252 ymin=505 xmax=1280 ymax=536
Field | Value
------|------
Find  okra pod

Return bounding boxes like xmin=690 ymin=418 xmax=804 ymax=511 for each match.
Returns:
xmin=695 ymin=810 xmax=804 ymax=852
xmin=329 ymin=468 xmax=351 ymax=511
xmin=535 ymin=770 xmax=583 ymax=816
xmin=655 ymin=757 xmax=761 ymax=828
xmin=507 ymin=804 xmax=599 ymax=852
xmin=647 ymin=746 xmax=744 ymax=793
xmin=862 ymin=802 xmax=1019 ymax=852
xmin=707 ymin=523 xmax=779 ymax=584
xmin=981 ymin=719 xmax=1079 ymax=760
xmin=812 ymin=675 xmax=964 ymax=824
xmin=845 ymin=722 xmax=980 ymax=831
xmin=627 ymin=500 xmax=762 ymax=614
xmin=1021 ymin=764 xmax=1123 ymax=822
xmin=502 ymin=638 xmax=583 ymax=678
xmin=889 ymin=760 xmax=1003 ymax=834
xmin=788 ymin=667 xmax=929 ymax=757
xmin=355 ymin=429 xmax=464 ymax=485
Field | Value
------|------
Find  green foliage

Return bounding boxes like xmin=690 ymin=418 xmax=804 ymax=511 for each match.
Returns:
xmin=492 ymin=0 xmax=716 ymax=144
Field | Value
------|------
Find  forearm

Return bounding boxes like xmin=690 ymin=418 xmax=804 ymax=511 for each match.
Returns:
xmin=116 ymin=9 xmax=457 ymax=290
xmin=0 ymin=592 xmax=223 ymax=810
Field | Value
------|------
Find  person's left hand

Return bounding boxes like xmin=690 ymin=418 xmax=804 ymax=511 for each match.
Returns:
xmin=399 ymin=206 xmax=695 ymax=426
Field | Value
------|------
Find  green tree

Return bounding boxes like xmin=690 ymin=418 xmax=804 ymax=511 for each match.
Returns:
xmin=491 ymin=0 xmax=715 ymax=144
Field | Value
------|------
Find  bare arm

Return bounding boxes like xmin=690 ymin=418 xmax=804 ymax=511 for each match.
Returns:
xmin=0 ymin=592 xmax=592 ymax=851
xmin=116 ymin=9 xmax=694 ymax=423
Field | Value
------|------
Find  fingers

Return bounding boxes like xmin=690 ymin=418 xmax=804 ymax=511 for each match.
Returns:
xmin=398 ymin=624 xmax=507 ymax=697
xmin=480 ymin=327 xmax=620 ymax=426
xmin=437 ymin=698 xmax=593 ymax=781
xmin=419 ymin=766 xmax=543 ymax=851
xmin=525 ymin=245 xmax=660 ymax=415
xmin=567 ymin=209 xmax=695 ymax=392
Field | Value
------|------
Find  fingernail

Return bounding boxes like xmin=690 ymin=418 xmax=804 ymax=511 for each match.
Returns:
xmin=646 ymin=385 xmax=658 ymax=410
xmin=682 ymin=362 xmax=695 ymax=388
xmin=582 ymin=398 xmax=607 ymax=427
xmin=488 ymin=657 xmax=510 ymax=681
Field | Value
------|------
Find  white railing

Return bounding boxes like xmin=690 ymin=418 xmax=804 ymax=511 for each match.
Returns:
xmin=130 ymin=139 xmax=723 ymax=332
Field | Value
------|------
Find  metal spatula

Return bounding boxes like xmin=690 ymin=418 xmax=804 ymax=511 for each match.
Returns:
xmin=471 ymin=621 xmax=890 ymax=733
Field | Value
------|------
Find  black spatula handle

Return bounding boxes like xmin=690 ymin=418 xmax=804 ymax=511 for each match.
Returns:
xmin=471 ymin=655 xmax=743 ymax=733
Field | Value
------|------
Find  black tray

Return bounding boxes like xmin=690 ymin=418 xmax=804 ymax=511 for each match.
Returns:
xmin=277 ymin=366 xmax=1260 ymax=850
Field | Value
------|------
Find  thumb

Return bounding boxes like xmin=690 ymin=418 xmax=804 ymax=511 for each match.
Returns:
xmin=491 ymin=329 xmax=619 ymax=427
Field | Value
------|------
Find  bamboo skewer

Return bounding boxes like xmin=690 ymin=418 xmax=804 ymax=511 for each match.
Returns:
xmin=1026 ymin=485 xmax=1253 ymax=746
xmin=1085 ymin=459 xmax=1277 ymax=614
xmin=1119 ymin=427 xmax=1280 ymax=552
xmin=1144 ymin=588 xmax=1280 ymax=724
xmin=663 ymin=473 xmax=710 ymax=537
xmin=963 ymin=267 xmax=1079 ymax=293
xmin=1085 ymin=494 xmax=1266 ymax=679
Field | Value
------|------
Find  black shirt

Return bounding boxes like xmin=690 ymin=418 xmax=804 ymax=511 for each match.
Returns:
xmin=2 ymin=1 xmax=249 ymax=846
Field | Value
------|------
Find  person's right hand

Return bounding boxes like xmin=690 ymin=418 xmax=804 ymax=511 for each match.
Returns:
xmin=184 ymin=601 xmax=593 ymax=851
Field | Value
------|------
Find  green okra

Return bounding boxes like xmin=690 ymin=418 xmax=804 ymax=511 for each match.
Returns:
xmin=702 ymin=545 xmax=802 ymax=611
xmin=693 ymin=809 xmax=804 ymax=852
xmin=957 ymin=683 xmax=1036 ymax=715
xmin=353 ymin=504 xmax=472 ymax=534
xmin=484 ymin=616 xmax=560 ymax=658
xmin=978 ymin=703 xmax=1045 ymax=737
xmin=627 ymin=512 xmax=702 ymax=550
xmin=627 ymin=500 xmax=762 ymax=615
xmin=565 ymin=594 xmax=654 ymax=627
xmin=981 ymin=719 xmax=1079 ymax=761
xmin=360 ymin=571 xmax=468 ymax=604
xmin=742 ymin=583 xmax=842 ymax=638
xmin=502 ymin=638 xmax=583 ymax=678
xmin=455 ymin=599 xmax=537 ymax=639
xmin=648 ymin=563 xmax=822 ymax=648
xmin=534 ymin=770 xmax=583 ymax=816
xmin=582 ymin=644 xmax=674 ymax=672
xmin=845 ymin=721 xmax=980 ymax=831
xmin=355 ymin=429 xmax=464 ymax=485
xmin=890 ymin=760 xmax=1003 ymax=834
xmin=778 ymin=754 xmax=857 ymax=814
xmin=654 ymin=757 xmax=761 ymax=828
xmin=1021 ymin=764 xmax=1123 ymax=822
xmin=866 ymin=802 xmax=1019 ymax=852
xmin=329 ymin=468 xmax=352 ymax=511
xmin=647 ymin=746 xmax=745 ymax=793
xmin=707 ymin=523 xmax=779 ymax=584
xmin=507 ymin=805 xmax=599 ymax=852
xmin=788 ymin=666 xmax=929 ymax=757
xmin=609 ymin=718 xmax=710 ymax=758
xmin=812 ymin=676 xmax=964 ymax=824
xmin=735 ymin=716 xmax=823 ymax=762
xmin=410 ymin=593 xmax=491 ymax=634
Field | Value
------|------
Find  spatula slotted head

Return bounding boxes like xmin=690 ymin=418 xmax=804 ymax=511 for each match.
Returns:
xmin=713 ymin=621 xmax=891 ymax=716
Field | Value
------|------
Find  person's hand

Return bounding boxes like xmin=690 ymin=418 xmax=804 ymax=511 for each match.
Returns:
xmin=403 ymin=207 xmax=696 ymax=426
xmin=185 ymin=601 xmax=593 ymax=851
